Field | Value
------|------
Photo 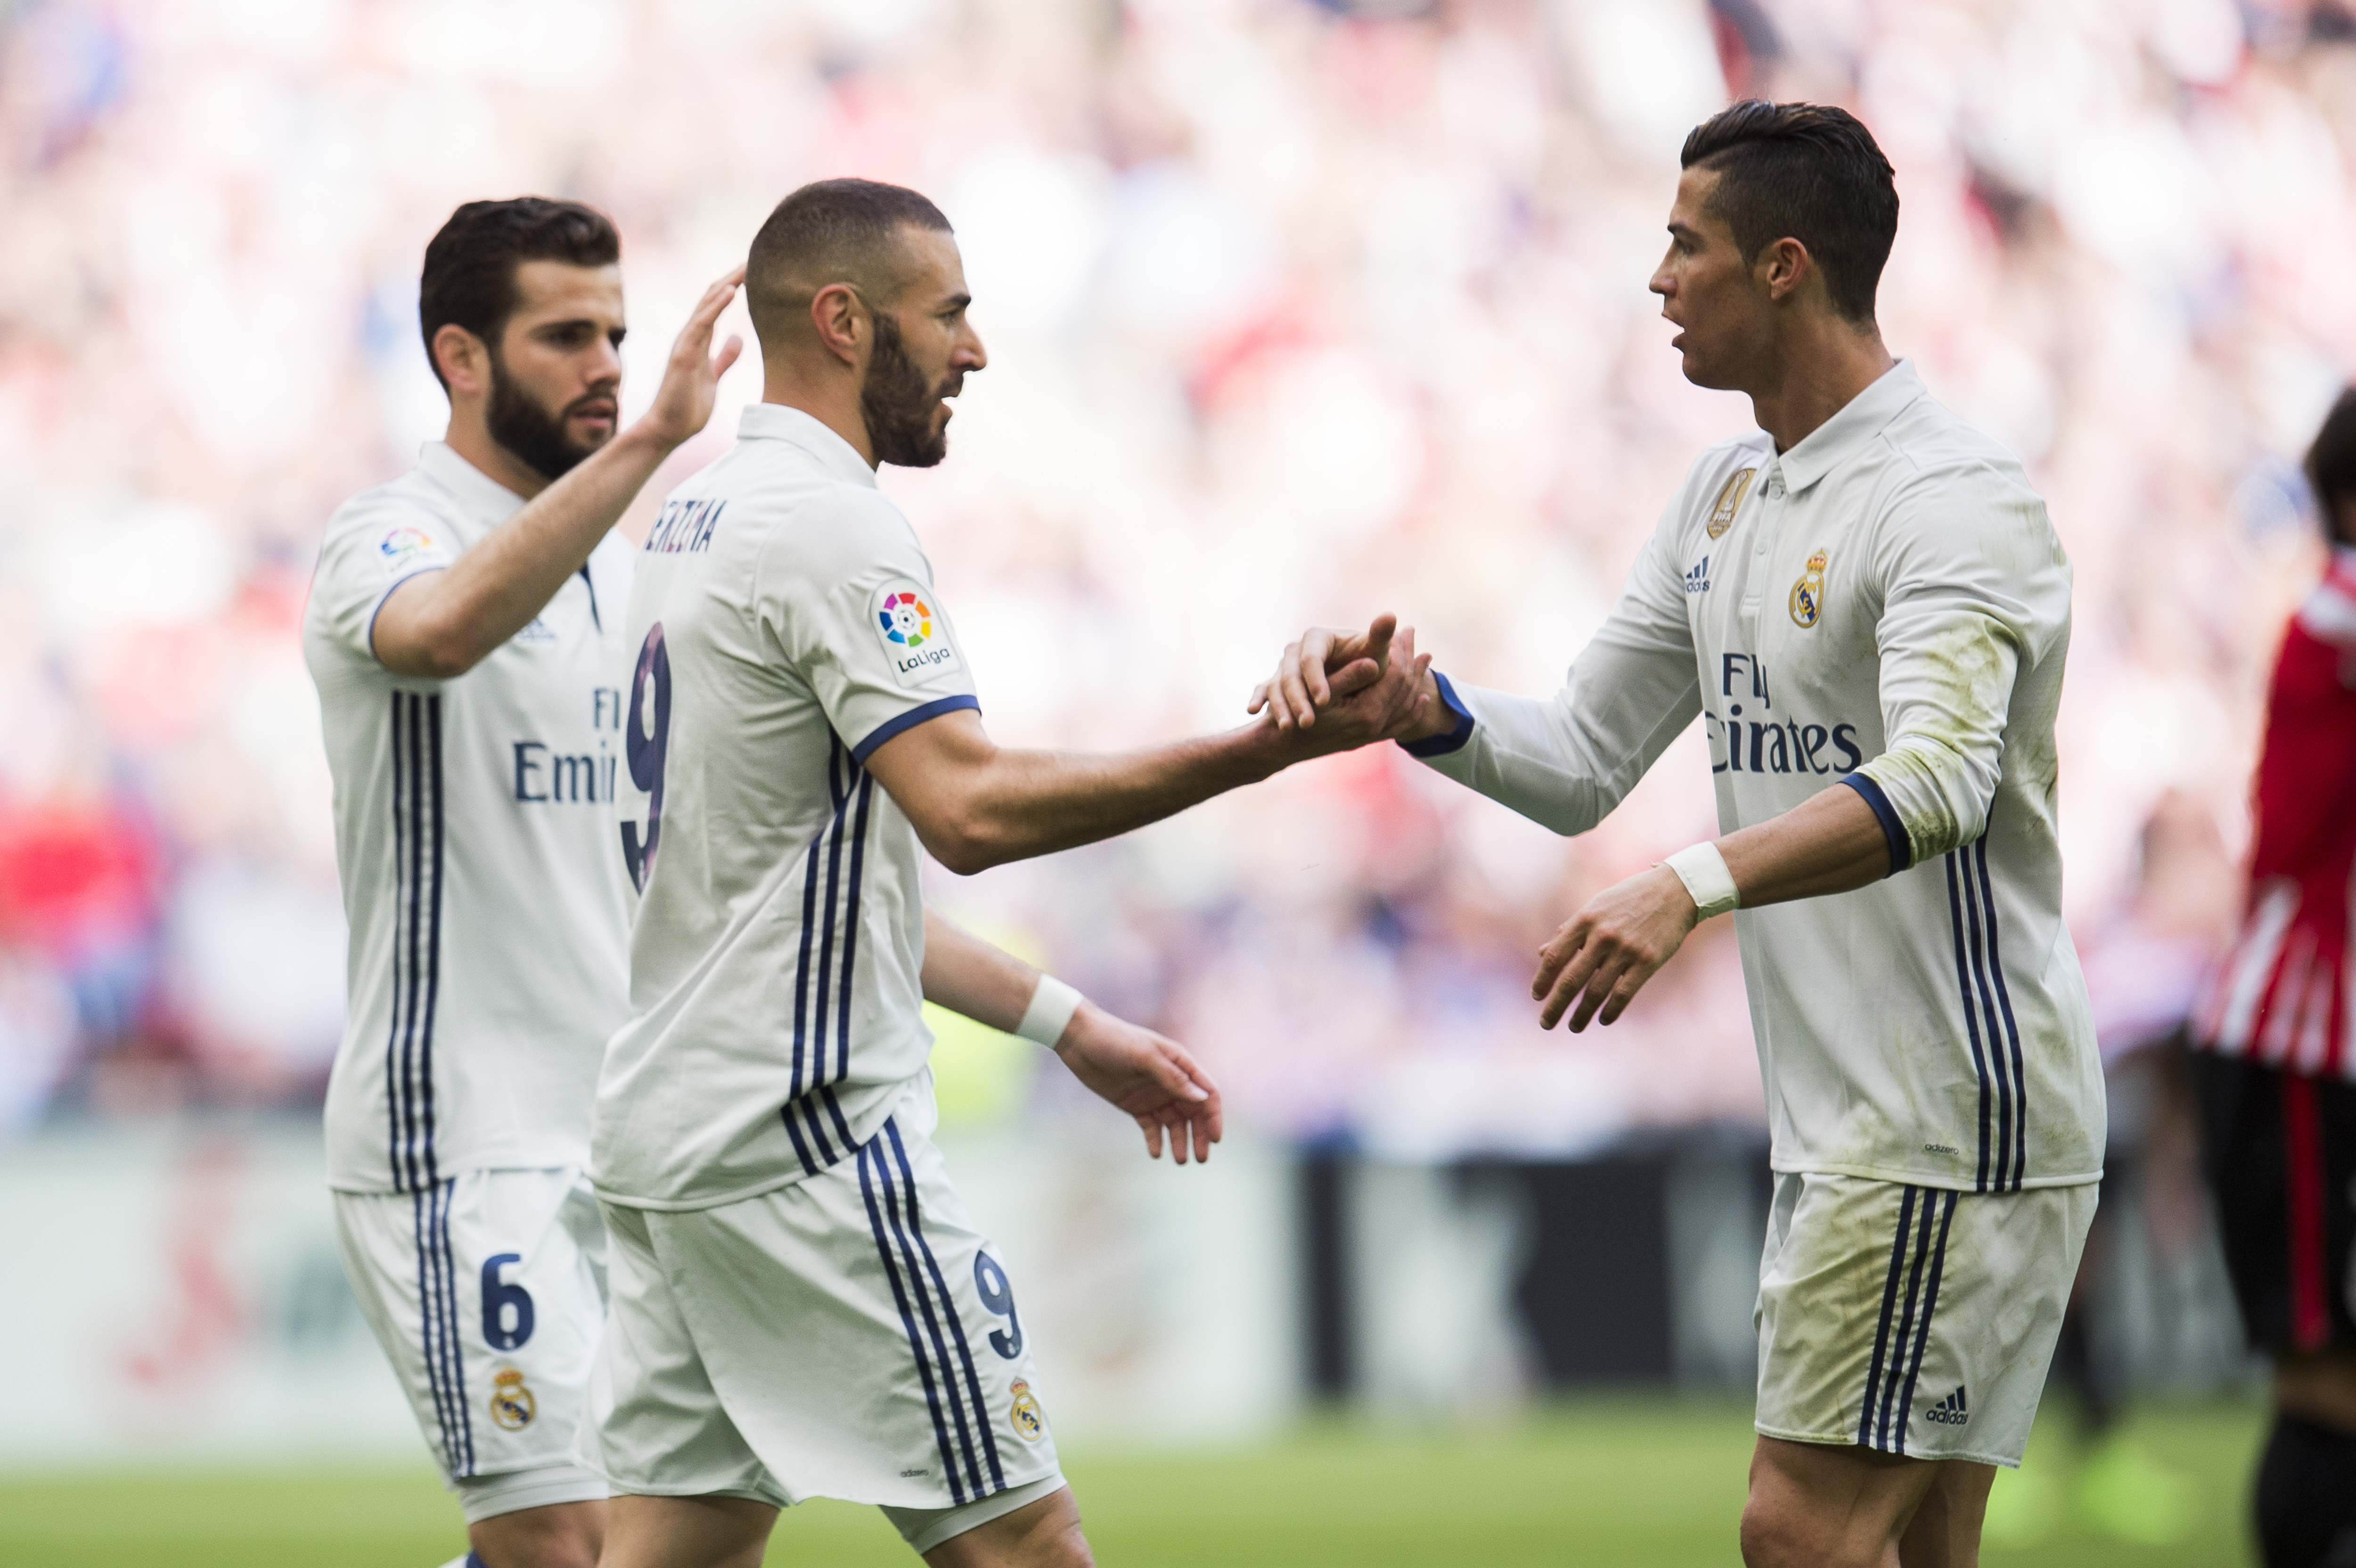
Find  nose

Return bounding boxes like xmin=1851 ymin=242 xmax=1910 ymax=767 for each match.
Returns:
xmin=956 ymin=323 xmax=987 ymax=375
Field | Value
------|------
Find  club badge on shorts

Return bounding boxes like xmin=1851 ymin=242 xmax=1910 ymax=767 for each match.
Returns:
xmin=1008 ymin=1379 xmax=1045 ymax=1442
xmin=871 ymin=579 xmax=964 ymax=687
xmin=1789 ymin=549 xmax=1829 ymax=628
xmin=1706 ymin=468 xmax=1756 ymax=539
xmin=489 ymin=1366 xmax=538 ymax=1431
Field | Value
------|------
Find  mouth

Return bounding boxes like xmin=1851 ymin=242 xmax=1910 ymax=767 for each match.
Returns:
xmin=570 ymin=399 xmax=619 ymax=431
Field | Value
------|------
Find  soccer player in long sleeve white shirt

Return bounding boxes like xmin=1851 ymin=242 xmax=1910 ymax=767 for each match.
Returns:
xmin=1262 ymin=103 xmax=2102 ymax=1568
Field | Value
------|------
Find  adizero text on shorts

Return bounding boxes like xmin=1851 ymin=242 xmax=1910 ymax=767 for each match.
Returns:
xmin=1754 ymin=1171 xmax=2095 ymax=1467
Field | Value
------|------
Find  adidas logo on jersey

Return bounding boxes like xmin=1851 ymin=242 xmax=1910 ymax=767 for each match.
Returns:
xmin=1685 ymin=555 xmax=1711 ymax=594
xmin=1923 ymin=1385 xmax=1969 ymax=1426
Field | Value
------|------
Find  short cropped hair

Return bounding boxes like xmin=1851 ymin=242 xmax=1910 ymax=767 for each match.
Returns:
xmin=418 ymin=197 xmax=620 ymax=388
xmin=2307 ymin=387 xmax=2356 ymax=544
xmin=746 ymin=178 xmax=953 ymax=337
xmin=1680 ymin=101 xmax=1899 ymax=323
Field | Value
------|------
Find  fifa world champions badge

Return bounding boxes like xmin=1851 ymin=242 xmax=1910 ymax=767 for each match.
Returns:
xmin=1008 ymin=1379 xmax=1046 ymax=1441
xmin=870 ymin=578 xmax=964 ymax=687
xmin=489 ymin=1366 xmax=538 ymax=1430
xmin=1707 ymin=467 xmax=1756 ymax=539
xmin=1789 ymin=549 xmax=1829 ymax=628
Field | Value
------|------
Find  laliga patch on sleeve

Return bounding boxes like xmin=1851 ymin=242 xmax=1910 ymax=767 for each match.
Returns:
xmin=870 ymin=578 xmax=964 ymax=687
xmin=374 ymin=524 xmax=450 ymax=577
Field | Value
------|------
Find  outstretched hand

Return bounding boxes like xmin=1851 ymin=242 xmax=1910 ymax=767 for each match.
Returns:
xmin=637 ymin=265 xmax=748 ymax=450
xmin=1051 ymin=1003 xmax=1223 ymax=1164
xmin=1250 ymin=614 xmax=1398 ymax=731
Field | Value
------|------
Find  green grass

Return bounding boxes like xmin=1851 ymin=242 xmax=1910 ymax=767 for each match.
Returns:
xmin=0 ymin=1398 xmax=2263 ymax=1567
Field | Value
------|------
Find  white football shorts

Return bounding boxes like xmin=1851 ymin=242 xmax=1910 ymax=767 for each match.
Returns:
xmin=577 ymin=1107 xmax=1065 ymax=1548
xmin=1754 ymin=1171 xmax=2096 ymax=1468
xmin=333 ymin=1168 xmax=610 ymax=1520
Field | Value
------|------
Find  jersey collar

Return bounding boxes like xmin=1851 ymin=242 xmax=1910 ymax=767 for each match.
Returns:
xmin=739 ymin=402 xmax=880 ymax=489
xmin=416 ymin=441 xmax=529 ymax=522
xmin=1772 ymin=359 xmax=1926 ymax=497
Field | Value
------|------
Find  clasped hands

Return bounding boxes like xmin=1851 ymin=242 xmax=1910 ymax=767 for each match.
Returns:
xmin=1248 ymin=617 xmax=1701 ymax=1035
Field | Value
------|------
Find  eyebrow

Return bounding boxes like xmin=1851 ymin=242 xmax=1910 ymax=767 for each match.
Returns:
xmin=939 ymin=293 xmax=971 ymax=311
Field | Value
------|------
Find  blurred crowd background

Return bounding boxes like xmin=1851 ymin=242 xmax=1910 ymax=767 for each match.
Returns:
xmin=1 ymin=0 xmax=2351 ymax=1160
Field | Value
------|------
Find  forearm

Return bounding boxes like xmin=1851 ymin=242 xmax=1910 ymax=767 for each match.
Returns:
xmin=378 ymin=427 xmax=673 ymax=676
xmin=1714 ymin=782 xmax=1890 ymax=908
xmin=919 ymin=910 xmax=1042 ymax=1032
xmin=943 ymin=724 xmax=1290 ymax=874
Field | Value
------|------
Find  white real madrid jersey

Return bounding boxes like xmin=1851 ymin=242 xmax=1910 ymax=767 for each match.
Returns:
xmin=306 ymin=441 xmax=636 ymax=1194
xmin=594 ymin=403 xmax=980 ymax=1212
xmin=1412 ymin=361 xmax=2104 ymax=1192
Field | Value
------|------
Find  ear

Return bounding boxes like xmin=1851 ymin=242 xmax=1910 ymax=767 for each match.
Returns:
xmin=810 ymin=283 xmax=867 ymax=368
xmin=433 ymin=323 xmax=491 ymax=397
xmin=1756 ymin=237 xmax=1813 ymax=303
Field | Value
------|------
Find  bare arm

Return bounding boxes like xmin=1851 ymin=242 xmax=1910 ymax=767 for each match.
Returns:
xmin=865 ymin=618 xmax=1431 ymax=876
xmin=373 ymin=268 xmax=745 ymax=678
xmin=920 ymin=909 xmax=1225 ymax=1163
xmin=1531 ymin=783 xmax=1890 ymax=1031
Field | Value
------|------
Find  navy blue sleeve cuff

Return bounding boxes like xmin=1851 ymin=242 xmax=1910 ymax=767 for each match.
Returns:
xmin=852 ymin=693 xmax=981 ymax=764
xmin=1840 ymin=772 xmax=1910 ymax=875
xmin=1398 ymin=671 xmax=1475 ymax=759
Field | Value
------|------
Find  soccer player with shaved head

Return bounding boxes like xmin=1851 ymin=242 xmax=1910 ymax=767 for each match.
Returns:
xmin=578 ymin=180 xmax=1429 ymax=1568
xmin=1261 ymin=103 xmax=2103 ymax=1568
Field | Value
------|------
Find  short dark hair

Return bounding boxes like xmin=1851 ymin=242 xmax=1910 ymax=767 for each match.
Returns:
xmin=418 ymin=197 xmax=621 ymax=389
xmin=2307 ymin=387 xmax=2356 ymax=545
xmin=746 ymin=178 xmax=952 ymax=340
xmin=1679 ymin=101 xmax=1898 ymax=323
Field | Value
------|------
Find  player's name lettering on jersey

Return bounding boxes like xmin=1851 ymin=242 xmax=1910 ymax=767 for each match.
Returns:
xmin=513 ymin=740 xmax=619 ymax=803
xmin=646 ymin=497 xmax=726 ymax=556
xmin=890 ymin=642 xmax=959 ymax=681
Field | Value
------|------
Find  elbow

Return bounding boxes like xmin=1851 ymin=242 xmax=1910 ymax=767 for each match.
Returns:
xmin=376 ymin=625 xmax=481 ymax=680
xmin=922 ymin=815 xmax=1012 ymax=877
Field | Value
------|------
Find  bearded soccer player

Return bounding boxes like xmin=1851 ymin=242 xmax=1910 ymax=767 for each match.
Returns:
xmin=581 ymin=180 xmax=1427 ymax=1568
xmin=305 ymin=197 xmax=750 ymax=1568
xmin=1260 ymin=103 xmax=2102 ymax=1568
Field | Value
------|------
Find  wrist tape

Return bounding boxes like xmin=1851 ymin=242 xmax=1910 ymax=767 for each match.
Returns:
xmin=1663 ymin=842 xmax=1740 ymax=920
xmin=1015 ymin=975 xmax=1084 ymax=1047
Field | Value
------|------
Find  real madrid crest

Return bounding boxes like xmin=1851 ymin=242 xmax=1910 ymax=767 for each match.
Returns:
xmin=1707 ymin=467 xmax=1756 ymax=539
xmin=490 ymin=1366 xmax=538 ymax=1431
xmin=1008 ymin=1379 xmax=1045 ymax=1442
xmin=1789 ymin=549 xmax=1829 ymax=628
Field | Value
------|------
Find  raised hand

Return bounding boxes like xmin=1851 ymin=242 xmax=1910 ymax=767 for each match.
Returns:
xmin=1050 ymin=1002 xmax=1223 ymax=1164
xmin=636 ymin=265 xmax=748 ymax=450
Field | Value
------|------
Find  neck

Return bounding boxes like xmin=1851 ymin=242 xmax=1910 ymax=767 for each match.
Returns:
xmin=763 ymin=364 xmax=876 ymax=469
xmin=442 ymin=407 xmax=552 ymax=499
xmin=1742 ymin=316 xmax=1896 ymax=454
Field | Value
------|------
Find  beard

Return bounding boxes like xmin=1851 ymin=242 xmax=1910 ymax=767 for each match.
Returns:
xmin=862 ymin=311 xmax=955 ymax=468
xmin=486 ymin=347 xmax=608 ymax=482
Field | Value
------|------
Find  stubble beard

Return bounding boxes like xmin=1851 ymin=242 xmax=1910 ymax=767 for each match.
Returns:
xmin=862 ymin=312 xmax=953 ymax=469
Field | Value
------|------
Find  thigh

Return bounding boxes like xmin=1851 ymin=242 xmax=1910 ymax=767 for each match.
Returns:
xmin=1757 ymin=1174 xmax=2091 ymax=1466
xmin=333 ymin=1169 xmax=608 ymax=1484
xmin=653 ymin=1113 xmax=1066 ymax=1514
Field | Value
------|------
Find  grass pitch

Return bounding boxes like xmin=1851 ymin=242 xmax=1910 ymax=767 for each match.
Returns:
xmin=0 ymin=1398 xmax=2262 ymax=1567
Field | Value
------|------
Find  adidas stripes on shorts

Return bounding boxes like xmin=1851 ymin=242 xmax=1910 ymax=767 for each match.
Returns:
xmin=1753 ymin=1170 xmax=2096 ymax=1468
xmin=577 ymin=1109 xmax=1064 ymax=1542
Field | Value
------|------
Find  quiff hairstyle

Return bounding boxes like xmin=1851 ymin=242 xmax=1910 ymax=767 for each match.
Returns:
xmin=2307 ymin=387 xmax=2356 ymax=546
xmin=1680 ymin=101 xmax=1899 ymax=324
xmin=745 ymin=179 xmax=954 ymax=345
xmin=418 ymin=197 xmax=620 ymax=390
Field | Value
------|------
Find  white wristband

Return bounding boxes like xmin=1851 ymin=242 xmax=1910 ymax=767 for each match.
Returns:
xmin=1014 ymin=975 xmax=1084 ymax=1048
xmin=1663 ymin=842 xmax=1740 ymax=920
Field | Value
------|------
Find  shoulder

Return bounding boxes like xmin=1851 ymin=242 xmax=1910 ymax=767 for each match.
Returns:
xmin=319 ymin=470 xmax=465 ymax=567
xmin=1873 ymin=398 xmax=2038 ymax=501
xmin=752 ymin=475 xmax=924 ymax=586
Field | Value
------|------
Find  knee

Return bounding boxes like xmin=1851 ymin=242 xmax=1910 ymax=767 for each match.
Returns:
xmin=1740 ymin=1499 xmax=1869 ymax=1568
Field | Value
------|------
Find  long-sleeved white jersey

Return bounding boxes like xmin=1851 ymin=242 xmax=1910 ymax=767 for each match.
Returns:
xmin=1410 ymin=361 xmax=2102 ymax=1192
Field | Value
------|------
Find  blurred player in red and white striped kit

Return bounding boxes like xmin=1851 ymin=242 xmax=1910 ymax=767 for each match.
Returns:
xmin=2194 ymin=386 xmax=2356 ymax=1568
